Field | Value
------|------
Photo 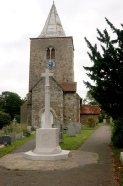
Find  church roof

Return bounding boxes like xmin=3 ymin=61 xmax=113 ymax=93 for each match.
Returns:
xmin=38 ymin=2 xmax=66 ymax=38
xmin=80 ymin=105 xmax=100 ymax=115
xmin=59 ymin=82 xmax=77 ymax=92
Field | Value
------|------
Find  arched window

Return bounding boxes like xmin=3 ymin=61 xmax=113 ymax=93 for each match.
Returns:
xmin=46 ymin=47 xmax=55 ymax=59
xmin=47 ymin=48 xmax=50 ymax=59
xmin=51 ymin=48 xmax=55 ymax=59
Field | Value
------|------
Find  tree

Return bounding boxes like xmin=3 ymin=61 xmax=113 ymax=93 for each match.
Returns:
xmin=83 ymin=90 xmax=98 ymax=105
xmin=0 ymin=111 xmax=11 ymax=129
xmin=0 ymin=91 xmax=23 ymax=120
xmin=84 ymin=18 xmax=123 ymax=120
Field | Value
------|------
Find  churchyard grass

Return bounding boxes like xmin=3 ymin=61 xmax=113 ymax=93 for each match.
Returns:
xmin=0 ymin=125 xmax=98 ymax=158
xmin=0 ymin=133 xmax=35 ymax=158
xmin=60 ymin=125 xmax=99 ymax=150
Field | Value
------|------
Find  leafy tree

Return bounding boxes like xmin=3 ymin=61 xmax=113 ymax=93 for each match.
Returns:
xmin=0 ymin=91 xmax=23 ymax=120
xmin=84 ymin=18 xmax=123 ymax=120
xmin=83 ymin=90 xmax=98 ymax=105
xmin=0 ymin=95 xmax=4 ymax=111
xmin=0 ymin=111 xmax=11 ymax=129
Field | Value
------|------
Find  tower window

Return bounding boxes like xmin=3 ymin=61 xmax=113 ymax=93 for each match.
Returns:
xmin=46 ymin=47 xmax=55 ymax=59
xmin=51 ymin=48 xmax=55 ymax=59
xmin=47 ymin=48 xmax=50 ymax=59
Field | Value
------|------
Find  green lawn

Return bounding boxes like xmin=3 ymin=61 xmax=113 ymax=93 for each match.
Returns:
xmin=0 ymin=133 xmax=35 ymax=158
xmin=0 ymin=125 xmax=99 ymax=158
xmin=60 ymin=125 xmax=99 ymax=150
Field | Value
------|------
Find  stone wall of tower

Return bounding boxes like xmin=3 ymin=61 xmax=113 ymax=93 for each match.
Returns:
xmin=63 ymin=92 xmax=80 ymax=125
xmin=29 ymin=37 xmax=74 ymax=91
xmin=31 ymin=77 xmax=63 ymax=127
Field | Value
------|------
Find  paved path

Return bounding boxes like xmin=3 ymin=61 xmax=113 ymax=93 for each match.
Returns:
xmin=0 ymin=125 xmax=117 ymax=186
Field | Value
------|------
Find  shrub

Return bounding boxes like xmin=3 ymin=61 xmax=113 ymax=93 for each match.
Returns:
xmin=112 ymin=118 xmax=123 ymax=148
xmin=3 ymin=123 xmax=26 ymax=134
xmin=23 ymin=129 xmax=31 ymax=137
xmin=14 ymin=114 xmax=20 ymax=123
xmin=98 ymin=114 xmax=103 ymax=123
xmin=87 ymin=116 xmax=96 ymax=127
xmin=0 ymin=111 xmax=11 ymax=129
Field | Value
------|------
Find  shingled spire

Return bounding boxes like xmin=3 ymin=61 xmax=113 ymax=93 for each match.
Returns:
xmin=38 ymin=2 xmax=66 ymax=38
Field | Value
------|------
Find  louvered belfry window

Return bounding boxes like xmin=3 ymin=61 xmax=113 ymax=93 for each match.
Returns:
xmin=46 ymin=47 xmax=55 ymax=59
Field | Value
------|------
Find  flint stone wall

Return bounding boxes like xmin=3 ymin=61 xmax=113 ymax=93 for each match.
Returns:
xmin=29 ymin=37 xmax=74 ymax=91
xmin=31 ymin=77 xmax=63 ymax=127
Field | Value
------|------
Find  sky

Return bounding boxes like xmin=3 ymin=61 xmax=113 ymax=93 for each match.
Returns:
xmin=0 ymin=0 xmax=123 ymax=99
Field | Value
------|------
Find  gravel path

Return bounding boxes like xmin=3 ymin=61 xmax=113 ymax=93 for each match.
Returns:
xmin=0 ymin=125 xmax=117 ymax=186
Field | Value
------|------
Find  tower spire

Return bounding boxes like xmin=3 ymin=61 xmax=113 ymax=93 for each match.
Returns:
xmin=38 ymin=3 xmax=66 ymax=38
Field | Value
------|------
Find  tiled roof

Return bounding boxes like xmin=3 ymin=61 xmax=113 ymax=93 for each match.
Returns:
xmin=59 ymin=82 xmax=77 ymax=92
xmin=80 ymin=105 xmax=100 ymax=115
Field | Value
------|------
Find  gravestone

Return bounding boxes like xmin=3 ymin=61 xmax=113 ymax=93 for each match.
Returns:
xmin=12 ymin=118 xmax=17 ymax=125
xmin=27 ymin=126 xmax=32 ymax=131
xmin=8 ymin=133 xmax=16 ymax=142
xmin=52 ymin=121 xmax=63 ymax=143
xmin=75 ymin=122 xmax=82 ymax=133
xmin=110 ymin=117 xmax=113 ymax=124
xmin=0 ymin=135 xmax=12 ymax=144
xmin=103 ymin=119 xmax=106 ymax=123
xmin=16 ymin=132 xmax=23 ymax=140
xmin=68 ymin=122 xmax=76 ymax=136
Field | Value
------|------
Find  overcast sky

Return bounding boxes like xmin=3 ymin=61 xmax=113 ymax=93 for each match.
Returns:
xmin=0 ymin=0 xmax=123 ymax=99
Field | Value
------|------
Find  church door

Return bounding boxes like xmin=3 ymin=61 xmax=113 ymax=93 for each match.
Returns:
xmin=41 ymin=112 xmax=53 ymax=128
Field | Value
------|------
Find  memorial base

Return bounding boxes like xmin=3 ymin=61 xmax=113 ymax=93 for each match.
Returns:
xmin=24 ymin=128 xmax=70 ymax=161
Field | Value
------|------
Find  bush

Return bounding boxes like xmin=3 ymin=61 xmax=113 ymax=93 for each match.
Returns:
xmin=14 ymin=114 xmax=20 ymax=123
xmin=87 ymin=116 xmax=96 ymax=127
xmin=112 ymin=118 xmax=123 ymax=148
xmin=0 ymin=111 xmax=11 ymax=129
xmin=3 ymin=123 xmax=26 ymax=134
xmin=98 ymin=114 xmax=103 ymax=123
xmin=23 ymin=129 xmax=31 ymax=137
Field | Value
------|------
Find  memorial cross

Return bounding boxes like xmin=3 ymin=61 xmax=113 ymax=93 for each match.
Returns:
xmin=42 ymin=69 xmax=53 ymax=128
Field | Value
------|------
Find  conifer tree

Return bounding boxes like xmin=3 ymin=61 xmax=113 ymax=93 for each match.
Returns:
xmin=84 ymin=18 xmax=123 ymax=120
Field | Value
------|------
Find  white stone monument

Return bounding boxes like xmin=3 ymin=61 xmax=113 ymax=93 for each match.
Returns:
xmin=24 ymin=69 xmax=70 ymax=160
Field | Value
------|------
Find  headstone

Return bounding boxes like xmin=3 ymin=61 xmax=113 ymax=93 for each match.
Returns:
xmin=0 ymin=135 xmax=12 ymax=144
xmin=13 ymin=118 xmax=17 ymax=125
xmin=74 ymin=122 xmax=82 ymax=133
xmin=68 ymin=122 xmax=76 ymax=136
xmin=52 ymin=121 xmax=64 ymax=143
xmin=63 ymin=126 xmax=68 ymax=133
xmin=16 ymin=132 xmax=23 ymax=140
xmin=27 ymin=126 xmax=32 ymax=131
xmin=103 ymin=119 xmax=106 ymax=123
xmin=110 ymin=117 xmax=113 ymax=124
xmin=8 ymin=133 xmax=16 ymax=142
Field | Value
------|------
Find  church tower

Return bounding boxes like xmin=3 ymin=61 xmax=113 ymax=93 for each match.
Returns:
xmin=27 ymin=2 xmax=81 ymax=127
xmin=29 ymin=3 xmax=74 ymax=91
